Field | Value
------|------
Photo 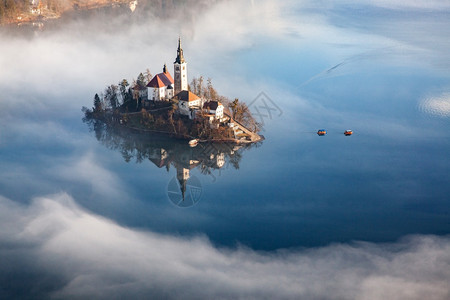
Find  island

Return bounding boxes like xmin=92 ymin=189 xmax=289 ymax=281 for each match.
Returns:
xmin=83 ymin=38 xmax=263 ymax=145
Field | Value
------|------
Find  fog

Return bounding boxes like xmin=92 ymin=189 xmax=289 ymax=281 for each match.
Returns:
xmin=1 ymin=0 xmax=449 ymax=113
xmin=0 ymin=0 xmax=449 ymax=298
xmin=0 ymin=194 xmax=449 ymax=299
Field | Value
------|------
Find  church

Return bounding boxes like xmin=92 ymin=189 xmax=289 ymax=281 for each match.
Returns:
xmin=146 ymin=38 xmax=188 ymax=101
xmin=146 ymin=38 xmax=222 ymax=120
xmin=146 ymin=64 xmax=174 ymax=101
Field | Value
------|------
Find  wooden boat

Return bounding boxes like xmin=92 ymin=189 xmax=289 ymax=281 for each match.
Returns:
xmin=344 ymin=130 xmax=353 ymax=136
xmin=188 ymin=139 xmax=198 ymax=147
xmin=317 ymin=129 xmax=327 ymax=136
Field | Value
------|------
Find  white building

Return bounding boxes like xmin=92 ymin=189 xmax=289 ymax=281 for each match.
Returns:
xmin=174 ymin=38 xmax=188 ymax=95
xmin=146 ymin=64 xmax=174 ymax=101
xmin=209 ymin=152 xmax=225 ymax=168
xmin=175 ymin=91 xmax=202 ymax=119
xmin=203 ymin=101 xmax=225 ymax=122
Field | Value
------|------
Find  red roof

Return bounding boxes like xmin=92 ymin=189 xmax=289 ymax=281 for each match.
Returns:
xmin=147 ymin=72 xmax=174 ymax=88
xmin=174 ymin=91 xmax=200 ymax=102
xmin=163 ymin=71 xmax=174 ymax=84
xmin=147 ymin=75 xmax=165 ymax=88
xmin=203 ymin=101 xmax=221 ymax=110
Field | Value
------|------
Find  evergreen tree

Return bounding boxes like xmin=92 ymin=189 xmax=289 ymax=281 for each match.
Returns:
xmin=127 ymin=88 xmax=133 ymax=103
xmin=137 ymin=73 xmax=146 ymax=88
xmin=105 ymin=85 xmax=119 ymax=109
xmin=93 ymin=93 xmax=102 ymax=112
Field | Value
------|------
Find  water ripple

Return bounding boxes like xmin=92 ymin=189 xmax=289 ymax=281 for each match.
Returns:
xmin=419 ymin=92 xmax=450 ymax=117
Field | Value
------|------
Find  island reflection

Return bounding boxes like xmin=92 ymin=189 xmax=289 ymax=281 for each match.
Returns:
xmin=85 ymin=118 xmax=262 ymax=207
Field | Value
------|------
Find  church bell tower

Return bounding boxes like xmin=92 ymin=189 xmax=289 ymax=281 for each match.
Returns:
xmin=174 ymin=38 xmax=188 ymax=95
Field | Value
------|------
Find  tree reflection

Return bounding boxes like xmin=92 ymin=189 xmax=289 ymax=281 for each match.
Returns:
xmin=83 ymin=117 xmax=262 ymax=201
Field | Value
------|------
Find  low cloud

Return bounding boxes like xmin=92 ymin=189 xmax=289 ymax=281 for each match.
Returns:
xmin=359 ymin=0 xmax=450 ymax=10
xmin=50 ymin=152 xmax=126 ymax=200
xmin=0 ymin=193 xmax=449 ymax=299
xmin=0 ymin=0 xmax=448 ymax=115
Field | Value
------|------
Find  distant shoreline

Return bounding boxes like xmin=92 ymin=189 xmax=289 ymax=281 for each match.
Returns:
xmin=0 ymin=0 xmax=131 ymax=27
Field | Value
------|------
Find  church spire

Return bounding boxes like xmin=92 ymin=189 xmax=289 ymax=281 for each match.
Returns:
xmin=173 ymin=37 xmax=188 ymax=94
xmin=175 ymin=37 xmax=186 ymax=64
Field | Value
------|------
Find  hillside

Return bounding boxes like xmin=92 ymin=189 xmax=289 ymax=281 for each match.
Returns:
xmin=1 ymin=0 xmax=207 ymax=25
xmin=0 ymin=0 xmax=132 ymax=24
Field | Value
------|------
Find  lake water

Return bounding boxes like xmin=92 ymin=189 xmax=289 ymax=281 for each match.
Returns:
xmin=0 ymin=1 xmax=449 ymax=299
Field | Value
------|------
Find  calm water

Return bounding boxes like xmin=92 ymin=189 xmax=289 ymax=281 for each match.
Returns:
xmin=0 ymin=1 xmax=449 ymax=298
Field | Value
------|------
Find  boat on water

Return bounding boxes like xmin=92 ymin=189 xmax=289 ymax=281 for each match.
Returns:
xmin=344 ymin=130 xmax=353 ymax=136
xmin=317 ymin=129 xmax=327 ymax=136
xmin=188 ymin=139 xmax=198 ymax=147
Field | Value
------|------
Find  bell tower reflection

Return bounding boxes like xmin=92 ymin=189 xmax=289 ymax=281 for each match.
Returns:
xmin=177 ymin=167 xmax=189 ymax=200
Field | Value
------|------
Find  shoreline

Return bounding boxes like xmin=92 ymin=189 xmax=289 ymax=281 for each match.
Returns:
xmin=1 ymin=0 xmax=131 ymax=27
xmin=92 ymin=106 xmax=264 ymax=145
xmin=94 ymin=111 xmax=264 ymax=145
xmin=122 ymin=123 xmax=264 ymax=145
